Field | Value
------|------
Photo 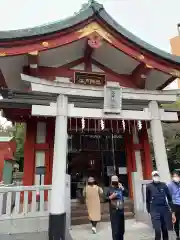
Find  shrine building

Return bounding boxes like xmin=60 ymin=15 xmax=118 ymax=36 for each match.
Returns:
xmin=0 ymin=1 xmax=180 ymax=237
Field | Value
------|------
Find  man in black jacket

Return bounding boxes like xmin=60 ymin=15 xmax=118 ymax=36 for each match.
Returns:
xmin=146 ymin=171 xmax=176 ymax=240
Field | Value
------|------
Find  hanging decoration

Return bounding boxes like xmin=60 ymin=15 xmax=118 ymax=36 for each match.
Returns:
xmin=137 ymin=120 xmax=142 ymax=130
xmin=122 ymin=120 xmax=125 ymax=132
xmin=81 ymin=117 xmax=85 ymax=130
xmin=100 ymin=119 xmax=105 ymax=130
xmin=88 ymin=33 xmax=103 ymax=49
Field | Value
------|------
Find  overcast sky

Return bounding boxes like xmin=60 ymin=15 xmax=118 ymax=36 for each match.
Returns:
xmin=0 ymin=0 xmax=180 ymax=52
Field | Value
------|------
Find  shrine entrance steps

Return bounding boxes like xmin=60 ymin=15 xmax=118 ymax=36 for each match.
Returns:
xmin=71 ymin=199 xmax=134 ymax=225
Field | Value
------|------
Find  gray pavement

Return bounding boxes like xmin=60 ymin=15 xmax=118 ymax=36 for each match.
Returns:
xmin=0 ymin=220 xmax=154 ymax=240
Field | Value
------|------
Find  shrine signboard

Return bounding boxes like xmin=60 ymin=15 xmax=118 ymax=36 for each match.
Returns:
xmin=74 ymin=72 xmax=105 ymax=86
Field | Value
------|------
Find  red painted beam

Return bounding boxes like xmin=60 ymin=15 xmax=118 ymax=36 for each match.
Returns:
xmin=24 ymin=60 xmax=137 ymax=88
xmin=84 ymin=41 xmax=93 ymax=71
xmin=0 ymin=32 xmax=82 ymax=56
xmin=131 ymin=63 xmax=152 ymax=89
xmin=0 ymin=16 xmax=179 ymax=85
xmin=0 ymin=18 xmax=94 ymax=48
xmin=96 ymin=19 xmax=180 ymax=76
xmin=92 ymin=59 xmax=138 ymax=88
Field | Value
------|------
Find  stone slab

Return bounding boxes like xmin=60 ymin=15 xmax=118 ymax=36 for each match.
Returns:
xmin=0 ymin=220 xmax=155 ymax=240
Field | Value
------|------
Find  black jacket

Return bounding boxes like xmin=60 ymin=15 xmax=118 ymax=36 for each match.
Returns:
xmin=146 ymin=181 xmax=173 ymax=213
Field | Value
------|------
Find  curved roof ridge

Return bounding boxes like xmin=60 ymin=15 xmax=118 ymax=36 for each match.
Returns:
xmin=0 ymin=0 xmax=103 ymax=40
xmin=0 ymin=0 xmax=180 ymax=66
xmin=98 ymin=8 xmax=180 ymax=64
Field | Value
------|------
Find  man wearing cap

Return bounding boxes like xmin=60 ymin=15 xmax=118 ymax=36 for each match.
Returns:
xmin=146 ymin=171 xmax=176 ymax=240
xmin=105 ymin=175 xmax=126 ymax=240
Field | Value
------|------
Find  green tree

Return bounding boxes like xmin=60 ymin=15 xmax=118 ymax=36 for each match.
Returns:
xmin=13 ymin=123 xmax=25 ymax=171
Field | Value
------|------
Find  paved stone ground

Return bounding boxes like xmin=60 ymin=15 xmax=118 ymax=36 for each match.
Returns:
xmin=71 ymin=220 xmax=154 ymax=240
xmin=0 ymin=219 xmax=155 ymax=240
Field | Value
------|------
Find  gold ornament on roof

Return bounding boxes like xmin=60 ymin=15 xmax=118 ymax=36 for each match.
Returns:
xmin=138 ymin=54 xmax=145 ymax=60
xmin=77 ymin=22 xmax=112 ymax=43
xmin=0 ymin=52 xmax=6 ymax=57
xmin=145 ymin=64 xmax=153 ymax=69
xmin=41 ymin=42 xmax=49 ymax=47
xmin=170 ymin=69 xmax=180 ymax=78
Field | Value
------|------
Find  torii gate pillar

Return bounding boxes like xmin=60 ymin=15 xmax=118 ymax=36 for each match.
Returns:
xmin=49 ymin=94 xmax=68 ymax=240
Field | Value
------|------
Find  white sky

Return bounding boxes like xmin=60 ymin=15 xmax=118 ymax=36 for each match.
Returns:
xmin=1 ymin=0 xmax=180 ymax=52
xmin=0 ymin=0 xmax=180 ymax=126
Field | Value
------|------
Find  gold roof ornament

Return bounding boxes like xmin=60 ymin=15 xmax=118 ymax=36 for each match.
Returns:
xmin=0 ymin=52 xmax=6 ymax=57
xmin=145 ymin=64 xmax=153 ymax=69
xmin=41 ymin=42 xmax=49 ymax=47
xmin=138 ymin=54 xmax=145 ymax=60
xmin=77 ymin=22 xmax=112 ymax=43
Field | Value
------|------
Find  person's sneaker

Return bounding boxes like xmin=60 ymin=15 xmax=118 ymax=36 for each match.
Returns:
xmin=92 ymin=227 xmax=97 ymax=234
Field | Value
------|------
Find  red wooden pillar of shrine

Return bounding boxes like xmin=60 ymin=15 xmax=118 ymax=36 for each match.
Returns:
xmin=23 ymin=119 xmax=37 ymax=185
xmin=46 ymin=118 xmax=55 ymax=185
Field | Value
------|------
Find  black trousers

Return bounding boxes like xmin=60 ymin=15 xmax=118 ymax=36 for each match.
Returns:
xmin=91 ymin=221 xmax=97 ymax=228
xmin=154 ymin=215 xmax=168 ymax=240
xmin=150 ymin=208 xmax=172 ymax=240
xmin=174 ymin=204 xmax=180 ymax=237
xmin=110 ymin=209 xmax=125 ymax=240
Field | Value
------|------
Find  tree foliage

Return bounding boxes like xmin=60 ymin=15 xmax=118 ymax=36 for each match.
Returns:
xmin=13 ymin=123 xmax=25 ymax=171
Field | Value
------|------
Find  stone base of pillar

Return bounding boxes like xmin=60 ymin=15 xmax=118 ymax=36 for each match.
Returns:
xmin=48 ymin=213 xmax=66 ymax=240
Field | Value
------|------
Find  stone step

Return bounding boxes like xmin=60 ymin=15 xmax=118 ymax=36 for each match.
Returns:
xmin=71 ymin=205 xmax=132 ymax=218
xmin=71 ymin=200 xmax=134 ymax=225
xmin=71 ymin=211 xmax=134 ymax=225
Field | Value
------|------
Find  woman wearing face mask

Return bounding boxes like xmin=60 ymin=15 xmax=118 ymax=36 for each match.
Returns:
xmin=105 ymin=175 xmax=127 ymax=240
xmin=146 ymin=171 xmax=176 ymax=240
xmin=168 ymin=171 xmax=180 ymax=239
xmin=83 ymin=177 xmax=103 ymax=234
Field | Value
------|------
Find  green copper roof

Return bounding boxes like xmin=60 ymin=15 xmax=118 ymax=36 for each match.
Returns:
xmin=0 ymin=0 xmax=180 ymax=64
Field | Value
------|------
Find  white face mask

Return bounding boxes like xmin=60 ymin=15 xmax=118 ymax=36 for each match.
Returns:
xmin=153 ymin=176 xmax=160 ymax=182
xmin=173 ymin=177 xmax=180 ymax=183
